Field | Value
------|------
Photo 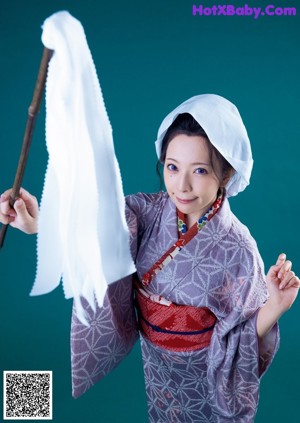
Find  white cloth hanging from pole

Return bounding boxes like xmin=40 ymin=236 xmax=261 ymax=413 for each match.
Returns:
xmin=30 ymin=11 xmax=136 ymax=324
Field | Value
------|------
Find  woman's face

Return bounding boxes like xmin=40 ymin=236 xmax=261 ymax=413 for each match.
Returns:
xmin=163 ymin=134 xmax=222 ymax=226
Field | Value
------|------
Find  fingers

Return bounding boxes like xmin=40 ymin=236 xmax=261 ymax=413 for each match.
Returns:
xmin=0 ymin=191 xmax=16 ymax=224
xmin=0 ymin=188 xmax=13 ymax=199
xmin=0 ymin=212 xmax=15 ymax=225
xmin=266 ymin=253 xmax=286 ymax=281
xmin=276 ymin=253 xmax=298 ymax=290
xmin=19 ymin=188 xmax=39 ymax=218
xmin=266 ymin=253 xmax=295 ymax=286
xmin=279 ymin=271 xmax=300 ymax=290
xmin=9 ymin=200 xmax=37 ymax=234
xmin=275 ymin=253 xmax=286 ymax=266
xmin=272 ymin=253 xmax=292 ymax=279
xmin=278 ymin=259 xmax=292 ymax=279
xmin=13 ymin=198 xmax=29 ymax=217
xmin=0 ymin=188 xmax=39 ymax=234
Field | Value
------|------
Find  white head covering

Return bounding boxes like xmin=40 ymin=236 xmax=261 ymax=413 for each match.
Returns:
xmin=155 ymin=94 xmax=253 ymax=197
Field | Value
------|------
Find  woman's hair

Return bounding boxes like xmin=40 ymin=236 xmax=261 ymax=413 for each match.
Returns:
xmin=156 ymin=113 xmax=234 ymax=187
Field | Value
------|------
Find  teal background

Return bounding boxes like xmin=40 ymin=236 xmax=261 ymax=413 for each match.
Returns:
xmin=0 ymin=0 xmax=299 ymax=421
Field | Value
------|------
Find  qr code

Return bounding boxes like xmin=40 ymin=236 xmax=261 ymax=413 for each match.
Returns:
xmin=3 ymin=371 xmax=52 ymax=420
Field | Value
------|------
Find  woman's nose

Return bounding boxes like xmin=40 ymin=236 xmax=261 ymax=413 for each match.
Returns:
xmin=178 ymin=173 xmax=191 ymax=192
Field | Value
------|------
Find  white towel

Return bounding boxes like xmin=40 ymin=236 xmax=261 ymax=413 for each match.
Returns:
xmin=30 ymin=11 xmax=136 ymax=324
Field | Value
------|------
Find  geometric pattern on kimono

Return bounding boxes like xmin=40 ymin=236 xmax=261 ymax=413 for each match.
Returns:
xmin=71 ymin=191 xmax=279 ymax=422
xmin=71 ymin=275 xmax=138 ymax=398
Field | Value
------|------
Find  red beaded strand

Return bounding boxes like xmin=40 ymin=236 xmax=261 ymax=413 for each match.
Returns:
xmin=142 ymin=190 xmax=223 ymax=287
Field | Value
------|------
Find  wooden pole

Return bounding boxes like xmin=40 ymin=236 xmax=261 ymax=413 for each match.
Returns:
xmin=0 ymin=47 xmax=53 ymax=249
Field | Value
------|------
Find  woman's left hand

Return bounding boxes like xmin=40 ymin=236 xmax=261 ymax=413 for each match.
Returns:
xmin=266 ymin=253 xmax=300 ymax=313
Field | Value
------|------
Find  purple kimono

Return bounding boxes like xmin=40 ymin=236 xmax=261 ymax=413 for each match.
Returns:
xmin=71 ymin=192 xmax=279 ymax=422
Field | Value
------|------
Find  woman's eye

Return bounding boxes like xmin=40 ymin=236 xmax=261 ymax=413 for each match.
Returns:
xmin=167 ymin=164 xmax=177 ymax=171
xmin=194 ymin=168 xmax=207 ymax=175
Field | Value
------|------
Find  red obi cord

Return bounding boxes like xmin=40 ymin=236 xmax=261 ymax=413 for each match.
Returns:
xmin=135 ymin=286 xmax=217 ymax=352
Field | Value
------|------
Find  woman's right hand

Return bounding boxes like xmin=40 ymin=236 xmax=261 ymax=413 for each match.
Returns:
xmin=0 ymin=188 xmax=39 ymax=234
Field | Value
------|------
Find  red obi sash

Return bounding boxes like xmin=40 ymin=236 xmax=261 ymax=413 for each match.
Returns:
xmin=135 ymin=279 xmax=217 ymax=352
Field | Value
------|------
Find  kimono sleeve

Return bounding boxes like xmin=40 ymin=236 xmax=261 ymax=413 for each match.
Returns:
xmin=71 ymin=276 xmax=138 ymax=398
xmin=70 ymin=195 xmax=141 ymax=398
xmin=206 ymin=234 xmax=279 ymax=421
xmin=125 ymin=191 xmax=167 ymax=260
xmin=70 ymin=192 xmax=164 ymax=398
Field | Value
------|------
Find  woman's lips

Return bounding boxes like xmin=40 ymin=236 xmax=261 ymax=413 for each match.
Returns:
xmin=176 ymin=197 xmax=197 ymax=204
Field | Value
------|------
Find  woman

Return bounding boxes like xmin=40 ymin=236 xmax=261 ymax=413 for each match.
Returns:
xmin=0 ymin=94 xmax=299 ymax=422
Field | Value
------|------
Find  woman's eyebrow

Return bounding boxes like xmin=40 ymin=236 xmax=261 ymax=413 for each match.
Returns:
xmin=191 ymin=162 xmax=211 ymax=166
xmin=166 ymin=157 xmax=211 ymax=166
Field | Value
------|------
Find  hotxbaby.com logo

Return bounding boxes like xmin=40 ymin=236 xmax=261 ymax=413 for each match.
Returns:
xmin=192 ymin=4 xmax=297 ymax=19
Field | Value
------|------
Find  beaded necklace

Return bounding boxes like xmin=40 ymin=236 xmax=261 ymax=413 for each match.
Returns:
xmin=141 ymin=189 xmax=223 ymax=287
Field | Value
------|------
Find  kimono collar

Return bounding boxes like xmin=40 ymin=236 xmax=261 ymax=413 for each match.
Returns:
xmin=164 ymin=192 xmax=233 ymax=242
